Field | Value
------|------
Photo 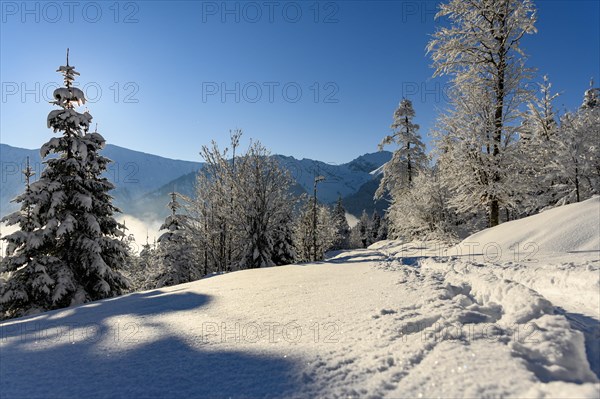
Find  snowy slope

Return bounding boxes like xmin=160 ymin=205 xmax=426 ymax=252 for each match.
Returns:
xmin=450 ymin=196 xmax=600 ymax=260
xmin=1 ymin=200 xmax=599 ymax=398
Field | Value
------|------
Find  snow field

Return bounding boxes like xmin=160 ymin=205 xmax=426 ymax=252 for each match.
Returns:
xmin=1 ymin=197 xmax=599 ymax=398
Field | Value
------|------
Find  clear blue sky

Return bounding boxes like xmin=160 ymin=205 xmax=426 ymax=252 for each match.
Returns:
xmin=1 ymin=0 xmax=599 ymax=164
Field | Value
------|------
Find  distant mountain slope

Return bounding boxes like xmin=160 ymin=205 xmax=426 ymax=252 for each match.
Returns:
xmin=1 ymin=143 xmax=202 ymax=215
xmin=1 ymin=143 xmax=391 ymax=219
xmin=341 ymin=177 xmax=389 ymax=217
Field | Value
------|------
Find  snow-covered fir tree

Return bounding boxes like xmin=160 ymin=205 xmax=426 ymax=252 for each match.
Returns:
xmin=123 ymin=233 xmax=159 ymax=292
xmin=376 ymin=99 xmax=427 ymax=199
xmin=154 ymin=192 xmax=201 ymax=288
xmin=330 ymin=197 xmax=350 ymax=250
xmin=0 ymin=52 xmax=128 ymax=318
xmin=353 ymin=210 xmax=371 ymax=248
xmin=427 ymin=0 xmax=537 ymax=226
xmin=0 ymin=157 xmax=52 ymax=318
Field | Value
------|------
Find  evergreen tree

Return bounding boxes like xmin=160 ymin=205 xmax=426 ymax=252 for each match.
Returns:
xmin=358 ymin=210 xmax=370 ymax=248
xmin=0 ymin=158 xmax=54 ymax=317
xmin=155 ymin=192 xmax=200 ymax=288
xmin=370 ymin=211 xmax=381 ymax=244
xmin=376 ymin=99 xmax=427 ymax=199
xmin=377 ymin=214 xmax=389 ymax=241
xmin=331 ymin=197 xmax=350 ymax=250
xmin=0 ymin=51 xmax=128 ymax=318
xmin=124 ymin=233 xmax=159 ymax=292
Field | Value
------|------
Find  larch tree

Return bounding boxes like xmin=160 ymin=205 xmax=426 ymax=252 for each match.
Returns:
xmin=0 ymin=51 xmax=129 ymax=318
xmin=427 ymin=0 xmax=537 ymax=226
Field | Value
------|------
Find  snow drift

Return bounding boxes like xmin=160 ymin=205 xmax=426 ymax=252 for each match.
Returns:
xmin=451 ymin=196 xmax=600 ymax=259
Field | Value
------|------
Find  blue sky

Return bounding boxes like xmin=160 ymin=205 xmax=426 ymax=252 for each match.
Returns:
xmin=1 ymin=0 xmax=599 ymax=164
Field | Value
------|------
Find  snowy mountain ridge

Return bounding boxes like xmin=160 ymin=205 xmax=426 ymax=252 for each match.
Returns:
xmin=0 ymin=143 xmax=391 ymax=219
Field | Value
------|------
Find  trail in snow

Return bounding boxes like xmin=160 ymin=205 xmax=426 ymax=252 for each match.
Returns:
xmin=1 ymin=245 xmax=598 ymax=398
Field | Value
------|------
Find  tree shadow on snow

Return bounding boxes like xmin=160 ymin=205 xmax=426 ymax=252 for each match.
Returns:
xmin=0 ymin=291 xmax=302 ymax=398
xmin=0 ymin=290 xmax=211 ymax=333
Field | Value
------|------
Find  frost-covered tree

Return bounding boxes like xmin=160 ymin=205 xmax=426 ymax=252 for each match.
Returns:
xmin=581 ymin=81 xmax=599 ymax=110
xmin=293 ymin=199 xmax=335 ymax=261
xmin=0 ymin=52 xmax=128 ymax=318
xmin=427 ymin=0 xmax=537 ymax=226
xmin=519 ymin=75 xmax=561 ymax=213
xmin=190 ymin=135 xmax=297 ymax=270
xmin=271 ymin=217 xmax=296 ymax=266
xmin=330 ymin=197 xmax=350 ymax=250
xmin=123 ymin=234 xmax=159 ymax=292
xmin=154 ymin=192 xmax=201 ymax=288
xmin=522 ymin=76 xmax=560 ymax=142
xmin=376 ymin=99 xmax=427 ymax=199
xmin=232 ymin=143 xmax=297 ymax=268
xmin=546 ymin=85 xmax=600 ymax=205
xmin=387 ymin=167 xmax=458 ymax=242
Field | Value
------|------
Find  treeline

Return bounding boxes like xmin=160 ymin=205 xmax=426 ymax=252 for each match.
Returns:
xmin=123 ymin=133 xmax=388 ymax=292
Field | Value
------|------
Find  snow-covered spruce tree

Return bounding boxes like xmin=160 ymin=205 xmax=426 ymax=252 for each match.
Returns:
xmin=427 ymin=0 xmax=537 ymax=227
xmin=354 ymin=210 xmax=371 ymax=248
xmin=154 ymin=192 xmax=201 ymax=288
xmin=0 ymin=53 xmax=128 ymax=318
xmin=330 ymin=197 xmax=350 ymax=250
xmin=370 ymin=211 xmax=381 ymax=244
xmin=377 ymin=214 xmax=389 ymax=241
xmin=123 ymin=234 xmax=159 ymax=292
xmin=0 ymin=158 xmax=54 ymax=318
xmin=376 ymin=99 xmax=427 ymax=199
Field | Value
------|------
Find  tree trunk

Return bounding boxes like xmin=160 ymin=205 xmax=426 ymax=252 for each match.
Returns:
xmin=490 ymin=199 xmax=499 ymax=228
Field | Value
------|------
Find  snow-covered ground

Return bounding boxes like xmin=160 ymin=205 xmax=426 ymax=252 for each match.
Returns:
xmin=1 ymin=198 xmax=599 ymax=398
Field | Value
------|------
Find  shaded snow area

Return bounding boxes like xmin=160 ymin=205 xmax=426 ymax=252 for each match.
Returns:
xmin=1 ymin=199 xmax=599 ymax=398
